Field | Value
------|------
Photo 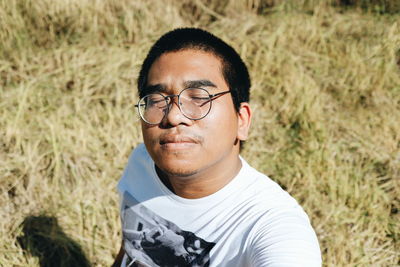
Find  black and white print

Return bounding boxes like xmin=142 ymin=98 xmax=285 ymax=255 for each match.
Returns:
xmin=122 ymin=192 xmax=215 ymax=267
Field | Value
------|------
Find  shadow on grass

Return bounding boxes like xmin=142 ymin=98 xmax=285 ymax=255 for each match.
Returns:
xmin=18 ymin=215 xmax=91 ymax=267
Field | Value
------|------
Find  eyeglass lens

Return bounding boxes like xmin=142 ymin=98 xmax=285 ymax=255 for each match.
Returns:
xmin=137 ymin=88 xmax=212 ymax=124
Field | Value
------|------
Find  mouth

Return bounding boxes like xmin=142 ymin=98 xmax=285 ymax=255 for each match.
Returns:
xmin=159 ymin=135 xmax=199 ymax=150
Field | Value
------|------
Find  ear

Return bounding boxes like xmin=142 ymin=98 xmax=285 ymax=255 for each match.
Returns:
xmin=237 ymin=102 xmax=252 ymax=141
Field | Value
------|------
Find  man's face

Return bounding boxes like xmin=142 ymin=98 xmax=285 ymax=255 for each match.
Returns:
xmin=141 ymin=49 xmax=249 ymax=178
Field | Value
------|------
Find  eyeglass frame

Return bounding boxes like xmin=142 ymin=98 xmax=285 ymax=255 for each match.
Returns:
xmin=134 ymin=87 xmax=231 ymax=125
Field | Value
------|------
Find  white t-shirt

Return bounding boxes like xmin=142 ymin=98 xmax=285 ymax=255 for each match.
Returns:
xmin=118 ymin=144 xmax=321 ymax=267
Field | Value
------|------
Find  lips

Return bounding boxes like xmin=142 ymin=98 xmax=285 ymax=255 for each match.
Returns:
xmin=159 ymin=135 xmax=198 ymax=145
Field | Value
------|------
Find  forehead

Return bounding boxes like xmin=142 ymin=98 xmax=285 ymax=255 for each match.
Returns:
xmin=147 ymin=49 xmax=227 ymax=90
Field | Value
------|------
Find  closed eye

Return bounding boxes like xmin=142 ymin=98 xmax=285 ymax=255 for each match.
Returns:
xmin=191 ymin=97 xmax=209 ymax=100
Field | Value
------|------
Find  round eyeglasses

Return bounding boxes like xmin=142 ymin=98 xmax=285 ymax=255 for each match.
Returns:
xmin=135 ymin=88 xmax=231 ymax=125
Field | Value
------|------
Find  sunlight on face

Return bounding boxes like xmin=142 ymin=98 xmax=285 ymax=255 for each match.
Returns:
xmin=142 ymin=49 xmax=241 ymax=179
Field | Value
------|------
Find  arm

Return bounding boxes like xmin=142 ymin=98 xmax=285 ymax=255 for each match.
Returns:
xmin=111 ymin=242 xmax=124 ymax=267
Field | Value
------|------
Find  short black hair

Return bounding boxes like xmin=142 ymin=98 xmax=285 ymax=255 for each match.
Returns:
xmin=137 ymin=28 xmax=251 ymax=111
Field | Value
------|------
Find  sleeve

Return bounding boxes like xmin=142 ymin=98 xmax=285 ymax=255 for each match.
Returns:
xmin=249 ymin=206 xmax=322 ymax=267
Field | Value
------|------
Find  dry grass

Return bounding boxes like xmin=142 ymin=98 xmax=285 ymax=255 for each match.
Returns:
xmin=1 ymin=0 xmax=399 ymax=266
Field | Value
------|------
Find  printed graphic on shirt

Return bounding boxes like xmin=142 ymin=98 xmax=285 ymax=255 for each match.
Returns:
xmin=122 ymin=192 xmax=216 ymax=267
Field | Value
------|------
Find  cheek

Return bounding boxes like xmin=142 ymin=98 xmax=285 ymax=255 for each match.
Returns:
xmin=141 ymin=123 xmax=160 ymax=150
xmin=200 ymin=106 xmax=238 ymax=149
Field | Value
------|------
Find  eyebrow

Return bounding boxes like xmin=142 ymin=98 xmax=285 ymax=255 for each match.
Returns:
xmin=143 ymin=84 xmax=166 ymax=94
xmin=183 ymin=80 xmax=217 ymax=89
xmin=144 ymin=79 xmax=218 ymax=94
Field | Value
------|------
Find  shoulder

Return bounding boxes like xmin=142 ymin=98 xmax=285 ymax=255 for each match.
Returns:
xmin=240 ymin=160 xmax=322 ymax=266
xmin=247 ymin=206 xmax=321 ymax=266
xmin=238 ymin=159 xmax=299 ymax=208
xmin=117 ymin=144 xmax=155 ymax=197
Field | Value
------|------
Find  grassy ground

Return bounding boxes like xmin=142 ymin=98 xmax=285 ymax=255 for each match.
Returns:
xmin=1 ymin=0 xmax=399 ymax=266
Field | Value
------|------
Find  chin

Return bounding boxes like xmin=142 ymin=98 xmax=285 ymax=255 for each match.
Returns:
xmin=155 ymin=156 xmax=200 ymax=178
xmin=159 ymin=165 xmax=199 ymax=178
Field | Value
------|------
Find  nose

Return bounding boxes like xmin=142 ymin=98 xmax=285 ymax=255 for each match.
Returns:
xmin=161 ymin=96 xmax=193 ymax=127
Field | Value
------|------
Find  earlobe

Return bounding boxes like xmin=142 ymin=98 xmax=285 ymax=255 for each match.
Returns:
xmin=237 ymin=102 xmax=252 ymax=141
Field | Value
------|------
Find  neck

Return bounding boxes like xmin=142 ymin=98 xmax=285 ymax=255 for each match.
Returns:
xmin=156 ymin=155 xmax=242 ymax=199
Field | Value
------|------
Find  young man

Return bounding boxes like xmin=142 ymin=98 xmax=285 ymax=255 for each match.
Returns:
xmin=114 ymin=28 xmax=321 ymax=267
